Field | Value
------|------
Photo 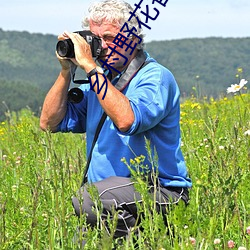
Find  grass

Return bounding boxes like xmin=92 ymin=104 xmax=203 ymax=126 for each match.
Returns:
xmin=0 ymin=92 xmax=249 ymax=249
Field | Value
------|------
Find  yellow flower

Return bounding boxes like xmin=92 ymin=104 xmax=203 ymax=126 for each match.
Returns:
xmin=135 ymin=157 xmax=141 ymax=164
xmin=191 ymin=103 xmax=201 ymax=109
xmin=130 ymin=159 xmax=135 ymax=165
xmin=237 ymin=67 xmax=243 ymax=73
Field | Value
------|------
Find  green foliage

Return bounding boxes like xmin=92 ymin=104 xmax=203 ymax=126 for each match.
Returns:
xmin=0 ymin=28 xmax=60 ymax=89
xmin=0 ymin=93 xmax=249 ymax=249
xmin=146 ymin=37 xmax=250 ymax=98
xmin=0 ymin=79 xmax=46 ymax=121
xmin=0 ymin=29 xmax=61 ymax=121
xmin=0 ymin=109 xmax=85 ymax=249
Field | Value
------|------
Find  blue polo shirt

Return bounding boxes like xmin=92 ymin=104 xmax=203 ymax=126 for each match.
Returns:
xmin=57 ymin=53 xmax=192 ymax=188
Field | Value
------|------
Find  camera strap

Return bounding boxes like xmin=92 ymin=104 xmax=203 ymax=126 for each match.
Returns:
xmin=81 ymin=50 xmax=150 ymax=186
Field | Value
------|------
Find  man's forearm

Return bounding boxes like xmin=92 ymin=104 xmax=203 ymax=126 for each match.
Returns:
xmin=40 ymin=70 xmax=71 ymax=132
xmin=89 ymin=73 xmax=135 ymax=132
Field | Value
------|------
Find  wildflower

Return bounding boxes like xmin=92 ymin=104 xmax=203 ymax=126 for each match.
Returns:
xmin=244 ymin=130 xmax=250 ymax=136
xmin=228 ymin=240 xmax=235 ymax=248
xmin=42 ymin=213 xmax=48 ymax=221
xmin=246 ymin=226 xmax=250 ymax=235
xmin=238 ymin=247 xmax=246 ymax=250
xmin=136 ymin=155 xmax=143 ymax=164
xmin=227 ymin=79 xmax=248 ymax=93
xmin=196 ymin=180 xmax=202 ymax=185
xmin=20 ymin=207 xmax=25 ymax=214
xmin=214 ymin=238 xmax=221 ymax=244
xmin=237 ymin=67 xmax=243 ymax=73
xmin=130 ymin=159 xmax=135 ymax=165
xmin=191 ymin=103 xmax=201 ymax=109
xmin=218 ymin=145 xmax=224 ymax=150
xmin=189 ymin=237 xmax=196 ymax=246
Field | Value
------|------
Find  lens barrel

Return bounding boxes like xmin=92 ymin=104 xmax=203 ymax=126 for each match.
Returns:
xmin=56 ymin=39 xmax=75 ymax=58
xmin=56 ymin=31 xmax=102 ymax=59
xmin=68 ymin=88 xmax=84 ymax=103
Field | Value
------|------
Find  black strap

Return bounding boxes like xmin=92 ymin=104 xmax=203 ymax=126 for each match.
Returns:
xmin=114 ymin=50 xmax=147 ymax=91
xmin=81 ymin=50 xmax=150 ymax=186
xmin=81 ymin=112 xmax=107 ymax=186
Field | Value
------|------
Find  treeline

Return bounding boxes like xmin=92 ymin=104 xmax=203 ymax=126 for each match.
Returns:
xmin=145 ymin=37 xmax=250 ymax=97
xmin=0 ymin=80 xmax=46 ymax=120
xmin=0 ymin=29 xmax=60 ymax=121
xmin=0 ymin=28 xmax=250 ymax=120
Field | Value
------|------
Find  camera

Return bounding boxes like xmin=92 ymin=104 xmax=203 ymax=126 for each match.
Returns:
xmin=56 ymin=30 xmax=102 ymax=58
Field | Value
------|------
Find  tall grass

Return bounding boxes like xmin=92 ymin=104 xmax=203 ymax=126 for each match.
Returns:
xmin=0 ymin=93 xmax=249 ymax=249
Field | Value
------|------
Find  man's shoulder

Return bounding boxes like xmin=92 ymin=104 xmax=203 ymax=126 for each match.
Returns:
xmin=141 ymin=56 xmax=175 ymax=81
xmin=144 ymin=51 xmax=172 ymax=72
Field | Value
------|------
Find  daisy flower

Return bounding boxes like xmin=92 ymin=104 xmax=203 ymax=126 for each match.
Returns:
xmin=227 ymin=79 xmax=248 ymax=93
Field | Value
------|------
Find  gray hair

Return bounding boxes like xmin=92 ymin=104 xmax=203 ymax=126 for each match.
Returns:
xmin=82 ymin=0 xmax=145 ymax=49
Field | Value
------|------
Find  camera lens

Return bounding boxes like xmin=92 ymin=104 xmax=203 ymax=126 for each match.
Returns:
xmin=56 ymin=39 xmax=74 ymax=58
xmin=68 ymin=88 xmax=84 ymax=103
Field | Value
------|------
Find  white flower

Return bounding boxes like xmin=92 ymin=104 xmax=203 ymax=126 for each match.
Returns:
xmin=227 ymin=79 xmax=248 ymax=93
xmin=20 ymin=207 xmax=25 ymax=214
xmin=12 ymin=185 xmax=18 ymax=192
xmin=214 ymin=238 xmax=221 ymax=244
xmin=238 ymin=247 xmax=246 ymax=250
xmin=244 ymin=130 xmax=250 ymax=136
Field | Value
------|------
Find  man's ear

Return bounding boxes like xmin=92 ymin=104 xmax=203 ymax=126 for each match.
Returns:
xmin=131 ymin=36 xmax=140 ymax=49
xmin=132 ymin=36 xmax=139 ymax=43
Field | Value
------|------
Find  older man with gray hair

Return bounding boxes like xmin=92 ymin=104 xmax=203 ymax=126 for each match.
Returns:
xmin=40 ymin=0 xmax=192 ymax=244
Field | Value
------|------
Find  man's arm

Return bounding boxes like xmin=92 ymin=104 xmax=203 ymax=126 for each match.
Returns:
xmin=89 ymin=73 xmax=135 ymax=132
xmin=40 ymin=52 xmax=72 ymax=132
xmin=65 ymin=31 xmax=135 ymax=132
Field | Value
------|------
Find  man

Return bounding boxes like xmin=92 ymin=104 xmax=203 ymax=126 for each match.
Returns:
xmin=40 ymin=0 xmax=192 ymax=242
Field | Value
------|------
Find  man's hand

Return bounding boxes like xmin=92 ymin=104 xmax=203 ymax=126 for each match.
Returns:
xmin=56 ymin=33 xmax=78 ymax=71
xmin=62 ymin=31 xmax=96 ymax=73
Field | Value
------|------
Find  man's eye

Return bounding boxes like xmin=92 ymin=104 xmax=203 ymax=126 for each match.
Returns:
xmin=104 ymin=36 xmax=115 ymax=42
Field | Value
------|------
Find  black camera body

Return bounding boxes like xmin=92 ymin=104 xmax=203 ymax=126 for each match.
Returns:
xmin=56 ymin=30 xmax=102 ymax=58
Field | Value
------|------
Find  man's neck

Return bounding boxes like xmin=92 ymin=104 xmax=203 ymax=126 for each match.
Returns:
xmin=110 ymin=49 xmax=139 ymax=80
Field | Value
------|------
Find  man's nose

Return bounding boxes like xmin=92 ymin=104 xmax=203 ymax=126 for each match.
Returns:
xmin=101 ymin=38 xmax=109 ymax=49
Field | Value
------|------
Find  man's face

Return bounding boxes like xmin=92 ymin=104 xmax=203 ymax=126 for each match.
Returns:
xmin=89 ymin=19 xmax=137 ymax=72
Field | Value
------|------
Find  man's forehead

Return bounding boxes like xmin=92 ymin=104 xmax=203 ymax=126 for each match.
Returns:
xmin=89 ymin=19 xmax=120 ymax=32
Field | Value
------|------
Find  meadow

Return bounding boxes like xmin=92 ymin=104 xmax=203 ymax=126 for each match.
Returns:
xmin=0 ymin=89 xmax=249 ymax=249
